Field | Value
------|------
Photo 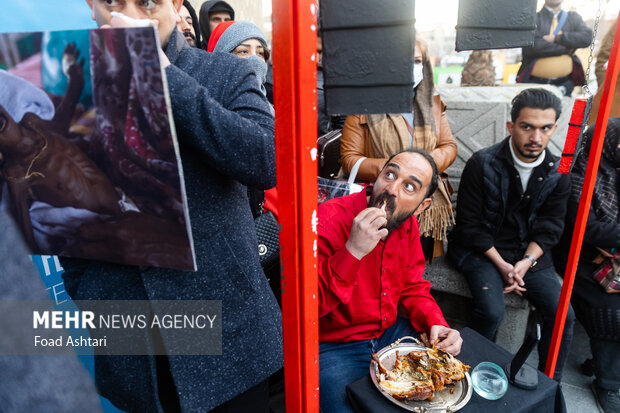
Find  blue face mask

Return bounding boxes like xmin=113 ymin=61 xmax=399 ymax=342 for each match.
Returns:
xmin=246 ymin=55 xmax=268 ymax=97
xmin=413 ymin=64 xmax=424 ymax=89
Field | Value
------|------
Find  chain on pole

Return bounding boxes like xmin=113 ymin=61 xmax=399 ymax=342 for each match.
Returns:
xmin=583 ymin=0 xmax=603 ymax=95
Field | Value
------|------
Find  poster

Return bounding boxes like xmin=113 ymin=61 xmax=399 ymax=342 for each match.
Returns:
xmin=0 ymin=27 xmax=195 ymax=271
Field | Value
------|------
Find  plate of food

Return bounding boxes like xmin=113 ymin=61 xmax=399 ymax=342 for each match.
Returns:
xmin=370 ymin=335 xmax=472 ymax=412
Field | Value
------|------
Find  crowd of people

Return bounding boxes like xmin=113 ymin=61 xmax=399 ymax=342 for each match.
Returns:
xmin=1 ymin=0 xmax=618 ymax=412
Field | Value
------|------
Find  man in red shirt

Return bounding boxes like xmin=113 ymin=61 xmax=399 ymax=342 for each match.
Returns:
xmin=318 ymin=148 xmax=462 ymax=413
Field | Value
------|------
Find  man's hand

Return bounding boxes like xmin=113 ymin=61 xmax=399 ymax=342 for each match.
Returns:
xmin=429 ymin=325 xmax=462 ymax=356
xmin=101 ymin=12 xmax=171 ymax=68
xmin=485 ymin=247 xmax=516 ymax=285
xmin=496 ymin=260 xmax=515 ymax=285
xmin=107 ymin=11 xmax=156 ymax=28
xmin=543 ymin=34 xmax=556 ymax=43
xmin=503 ymin=258 xmax=531 ymax=295
xmin=503 ymin=280 xmax=527 ymax=296
xmin=345 ymin=207 xmax=388 ymax=260
xmin=511 ymin=258 xmax=531 ymax=286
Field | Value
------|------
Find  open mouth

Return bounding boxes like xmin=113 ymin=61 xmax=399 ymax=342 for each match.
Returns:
xmin=376 ymin=197 xmax=395 ymax=218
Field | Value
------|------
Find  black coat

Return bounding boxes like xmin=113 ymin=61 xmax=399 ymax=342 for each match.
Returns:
xmin=61 ymin=30 xmax=283 ymax=412
xmin=449 ymin=138 xmax=570 ymax=270
xmin=554 ymin=192 xmax=620 ymax=272
xmin=518 ymin=7 xmax=592 ymax=76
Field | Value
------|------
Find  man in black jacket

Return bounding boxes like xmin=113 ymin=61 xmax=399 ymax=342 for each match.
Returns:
xmin=448 ymin=88 xmax=575 ymax=381
xmin=517 ymin=0 xmax=592 ymax=96
xmin=61 ymin=1 xmax=282 ymax=412
xmin=198 ymin=0 xmax=234 ymax=48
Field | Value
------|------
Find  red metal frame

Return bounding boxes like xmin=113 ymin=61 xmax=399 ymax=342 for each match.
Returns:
xmin=545 ymin=12 xmax=620 ymax=377
xmin=271 ymin=0 xmax=620 ymax=403
xmin=272 ymin=0 xmax=319 ymax=411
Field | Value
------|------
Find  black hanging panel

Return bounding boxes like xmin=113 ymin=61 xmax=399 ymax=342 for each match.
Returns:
xmin=320 ymin=0 xmax=415 ymax=115
xmin=456 ymin=0 xmax=537 ymax=51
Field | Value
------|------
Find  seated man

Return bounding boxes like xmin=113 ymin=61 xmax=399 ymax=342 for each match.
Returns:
xmin=318 ymin=148 xmax=462 ymax=413
xmin=448 ymin=88 xmax=575 ymax=380
xmin=516 ymin=0 xmax=592 ymax=96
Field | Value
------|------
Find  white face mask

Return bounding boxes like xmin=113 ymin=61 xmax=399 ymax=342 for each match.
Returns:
xmin=413 ymin=64 xmax=424 ymax=89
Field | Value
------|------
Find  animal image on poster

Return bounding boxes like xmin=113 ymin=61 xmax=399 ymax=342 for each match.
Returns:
xmin=0 ymin=27 xmax=196 ymax=271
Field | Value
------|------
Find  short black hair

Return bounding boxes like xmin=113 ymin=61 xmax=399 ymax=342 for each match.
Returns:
xmin=383 ymin=148 xmax=439 ymax=198
xmin=511 ymin=88 xmax=562 ymax=122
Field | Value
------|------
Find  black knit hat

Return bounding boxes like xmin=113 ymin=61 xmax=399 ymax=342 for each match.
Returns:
xmin=209 ymin=2 xmax=235 ymax=15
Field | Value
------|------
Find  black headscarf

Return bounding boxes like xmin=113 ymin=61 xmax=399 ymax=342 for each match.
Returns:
xmin=183 ymin=1 xmax=203 ymax=49
xmin=198 ymin=0 xmax=235 ymax=48
xmin=571 ymin=117 xmax=620 ymax=224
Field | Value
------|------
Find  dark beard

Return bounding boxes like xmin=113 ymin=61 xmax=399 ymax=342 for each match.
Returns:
xmin=516 ymin=144 xmax=542 ymax=159
xmin=386 ymin=209 xmax=415 ymax=232
xmin=183 ymin=31 xmax=196 ymax=46
xmin=369 ymin=191 xmax=419 ymax=233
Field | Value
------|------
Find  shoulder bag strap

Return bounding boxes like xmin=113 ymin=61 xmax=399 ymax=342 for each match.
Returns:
xmin=554 ymin=11 xmax=568 ymax=35
xmin=348 ymin=157 xmax=367 ymax=185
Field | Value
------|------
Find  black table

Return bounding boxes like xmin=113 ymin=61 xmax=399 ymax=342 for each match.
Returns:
xmin=346 ymin=328 xmax=567 ymax=413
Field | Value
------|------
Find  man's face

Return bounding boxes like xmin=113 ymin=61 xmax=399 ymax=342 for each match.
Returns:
xmin=316 ymin=36 xmax=323 ymax=67
xmin=177 ymin=5 xmax=196 ymax=46
xmin=209 ymin=11 xmax=232 ymax=32
xmin=86 ymin=0 xmax=182 ymax=48
xmin=507 ymin=107 xmax=558 ymax=163
xmin=369 ymin=152 xmax=433 ymax=232
xmin=545 ymin=0 xmax=563 ymax=8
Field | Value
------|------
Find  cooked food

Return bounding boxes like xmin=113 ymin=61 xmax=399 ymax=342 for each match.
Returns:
xmin=372 ymin=350 xmax=435 ymax=401
xmin=372 ymin=336 xmax=470 ymax=401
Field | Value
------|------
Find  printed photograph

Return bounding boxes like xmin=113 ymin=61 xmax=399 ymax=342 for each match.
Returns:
xmin=0 ymin=27 xmax=195 ymax=270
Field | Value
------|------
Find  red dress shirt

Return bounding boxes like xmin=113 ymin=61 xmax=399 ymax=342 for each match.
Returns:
xmin=318 ymin=189 xmax=448 ymax=342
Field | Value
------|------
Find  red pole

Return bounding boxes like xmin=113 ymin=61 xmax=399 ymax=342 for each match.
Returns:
xmin=545 ymin=12 xmax=620 ymax=377
xmin=272 ymin=0 xmax=319 ymax=411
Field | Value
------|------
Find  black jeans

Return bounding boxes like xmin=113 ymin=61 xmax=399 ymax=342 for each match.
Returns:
xmin=458 ymin=252 xmax=575 ymax=381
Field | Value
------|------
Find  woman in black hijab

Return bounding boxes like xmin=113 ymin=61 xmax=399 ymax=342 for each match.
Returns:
xmin=555 ymin=118 xmax=620 ymax=413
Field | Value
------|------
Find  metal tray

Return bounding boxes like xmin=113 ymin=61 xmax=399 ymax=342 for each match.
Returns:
xmin=369 ymin=336 xmax=472 ymax=412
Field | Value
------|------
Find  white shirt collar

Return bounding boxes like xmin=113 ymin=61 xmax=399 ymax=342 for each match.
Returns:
xmin=509 ymin=138 xmax=546 ymax=169
xmin=545 ymin=6 xmax=562 ymax=18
